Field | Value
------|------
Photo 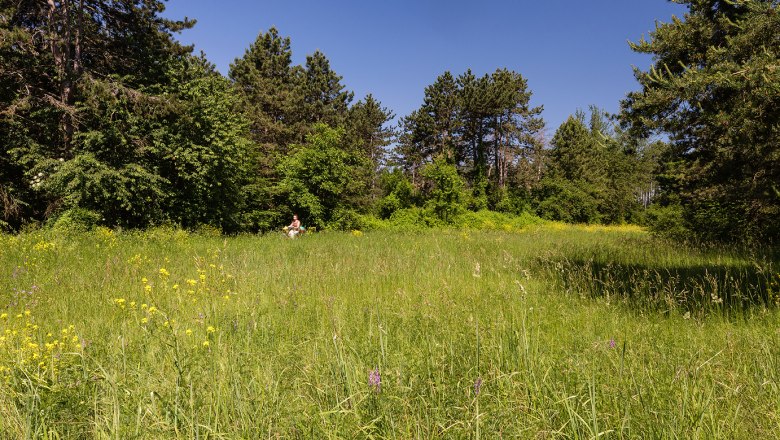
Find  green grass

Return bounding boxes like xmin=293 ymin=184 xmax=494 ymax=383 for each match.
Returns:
xmin=0 ymin=226 xmax=778 ymax=438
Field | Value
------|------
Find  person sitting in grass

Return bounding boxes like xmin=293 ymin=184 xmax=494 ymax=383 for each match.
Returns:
xmin=287 ymin=214 xmax=304 ymax=238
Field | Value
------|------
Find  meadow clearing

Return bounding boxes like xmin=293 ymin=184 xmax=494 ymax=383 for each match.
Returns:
xmin=0 ymin=225 xmax=778 ymax=439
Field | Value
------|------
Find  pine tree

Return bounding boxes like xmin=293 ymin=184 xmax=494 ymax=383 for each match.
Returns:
xmin=621 ymin=0 xmax=780 ymax=243
xmin=301 ymin=50 xmax=353 ymax=127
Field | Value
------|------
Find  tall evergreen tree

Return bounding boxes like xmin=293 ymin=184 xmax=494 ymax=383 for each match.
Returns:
xmin=621 ymin=0 xmax=780 ymax=243
xmin=302 ymin=50 xmax=353 ymax=127
xmin=344 ymin=94 xmax=395 ymax=200
xmin=228 ymin=28 xmax=303 ymax=158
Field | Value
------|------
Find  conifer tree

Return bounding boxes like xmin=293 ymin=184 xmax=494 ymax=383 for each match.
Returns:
xmin=621 ymin=0 xmax=780 ymax=243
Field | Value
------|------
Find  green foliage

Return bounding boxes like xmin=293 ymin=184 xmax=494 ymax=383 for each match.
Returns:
xmin=376 ymin=170 xmax=416 ymax=219
xmin=50 ymin=208 xmax=103 ymax=233
xmin=535 ymin=178 xmax=601 ymax=224
xmin=420 ymin=158 xmax=466 ymax=223
xmin=396 ymin=68 xmax=544 ymax=195
xmin=645 ymin=203 xmax=690 ymax=241
xmin=276 ymin=125 xmax=367 ymax=228
xmin=621 ymin=0 xmax=780 ymax=244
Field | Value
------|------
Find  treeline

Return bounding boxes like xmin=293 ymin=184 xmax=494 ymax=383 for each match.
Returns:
xmin=1 ymin=1 xmax=777 ymax=244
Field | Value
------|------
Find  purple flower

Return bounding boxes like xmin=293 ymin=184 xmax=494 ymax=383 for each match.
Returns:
xmin=368 ymin=367 xmax=381 ymax=392
xmin=473 ymin=377 xmax=483 ymax=396
xmin=609 ymin=338 xmax=617 ymax=349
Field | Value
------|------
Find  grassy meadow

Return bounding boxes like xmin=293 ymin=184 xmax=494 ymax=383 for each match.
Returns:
xmin=0 ymin=225 xmax=778 ymax=438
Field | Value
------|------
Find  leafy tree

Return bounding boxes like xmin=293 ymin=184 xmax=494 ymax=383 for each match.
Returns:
xmin=621 ymin=0 xmax=780 ymax=243
xmin=420 ymin=158 xmax=466 ymax=223
xmin=275 ymin=125 xmax=367 ymax=228
xmin=0 ymin=0 xmax=195 ymax=228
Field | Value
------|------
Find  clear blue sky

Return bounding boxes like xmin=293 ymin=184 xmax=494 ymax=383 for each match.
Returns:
xmin=162 ymin=0 xmax=687 ymax=133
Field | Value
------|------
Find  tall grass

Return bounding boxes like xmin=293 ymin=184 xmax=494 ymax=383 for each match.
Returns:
xmin=0 ymin=226 xmax=778 ymax=438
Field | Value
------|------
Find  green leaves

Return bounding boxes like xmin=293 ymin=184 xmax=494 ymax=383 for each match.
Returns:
xmin=621 ymin=0 xmax=780 ymax=243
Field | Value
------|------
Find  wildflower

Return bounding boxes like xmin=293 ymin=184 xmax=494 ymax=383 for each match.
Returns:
xmin=148 ymin=307 xmax=157 ymax=314
xmin=172 ymin=284 xmax=179 ymax=290
xmin=368 ymin=367 xmax=381 ymax=392
xmin=206 ymin=326 xmax=215 ymax=334
xmin=609 ymin=338 xmax=617 ymax=349
xmin=0 ymin=313 xmax=7 ymax=319
xmin=202 ymin=340 xmax=210 ymax=347
xmin=141 ymin=303 xmax=148 ymax=309
xmin=142 ymin=277 xmax=148 ymax=284
xmin=141 ymin=318 xmax=148 ymax=324
xmin=474 ymin=377 xmax=483 ymax=396
xmin=159 ymin=268 xmax=170 ymax=277
xmin=24 ymin=310 xmax=31 ymax=316
xmin=186 ymin=279 xmax=197 ymax=287
xmin=144 ymin=285 xmax=152 ymax=293
xmin=185 ymin=329 xmax=193 ymax=336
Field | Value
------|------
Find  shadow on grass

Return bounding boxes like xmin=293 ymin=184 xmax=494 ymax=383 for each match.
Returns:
xmin=534 ymin=257 xmax=776 ymax=316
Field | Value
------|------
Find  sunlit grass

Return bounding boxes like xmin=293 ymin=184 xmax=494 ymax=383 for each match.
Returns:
xmin=0 ymin=226 xmax=778 ymax=438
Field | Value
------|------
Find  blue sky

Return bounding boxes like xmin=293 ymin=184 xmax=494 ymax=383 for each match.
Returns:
xmin=162 ymin=0 xmax=687 ymax=133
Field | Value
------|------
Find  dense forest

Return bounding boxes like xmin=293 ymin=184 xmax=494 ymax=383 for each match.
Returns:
xmin=1 ymin=0 xmax=778 ymax=244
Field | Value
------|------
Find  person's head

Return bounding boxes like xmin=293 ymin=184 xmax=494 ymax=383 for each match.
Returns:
xmin=293 ymin=214 xmax=298 ymax=220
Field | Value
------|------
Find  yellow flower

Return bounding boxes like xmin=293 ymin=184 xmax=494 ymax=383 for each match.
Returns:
xmin=148 ymin=306 xmax=157 ymax=314
xmin=142 ymin=277 xmax=148 ymax=284
xmin=185 ymin=329 xmax=193 ymax=336
xmin=141 ymin=318 xmax=148 ymax=324
xmin=206 ymin=326 xmax=216 ymax=334
xmin=144 ymin=285 xmax=152 ymax=293
xmin=141 ymin=304 xmax=148 ymax=309
xmin=159 ymin=268 xmax=170 ymax=277
xmin=172 ymin=284 xmax=180 ymax=290
xmin=186 ymin=279 xmax=197 ymax=286
xmin=202 ymin=340 xmax=210 ymax=347
xmin=0 ymin=313 xmax=7 ymax=319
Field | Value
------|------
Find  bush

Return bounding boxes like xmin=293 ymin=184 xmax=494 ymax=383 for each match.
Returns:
xmin=534 ymin=179 xmax=600 ymax=224
xmin=645 ymin=204 xmax=690 ymax=241
xmin=50 ymin=208 xmax=102 ymax=233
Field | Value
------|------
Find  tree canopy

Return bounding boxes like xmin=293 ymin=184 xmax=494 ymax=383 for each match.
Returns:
xmin=1 ymin=1 xmax=777 ymax=244
xmin=621 ymin=0 xmax=780 ymax=243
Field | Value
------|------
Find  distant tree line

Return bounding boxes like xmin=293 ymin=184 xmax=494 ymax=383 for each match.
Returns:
xmin=1 ymin=0 xmax=777 ymax=244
